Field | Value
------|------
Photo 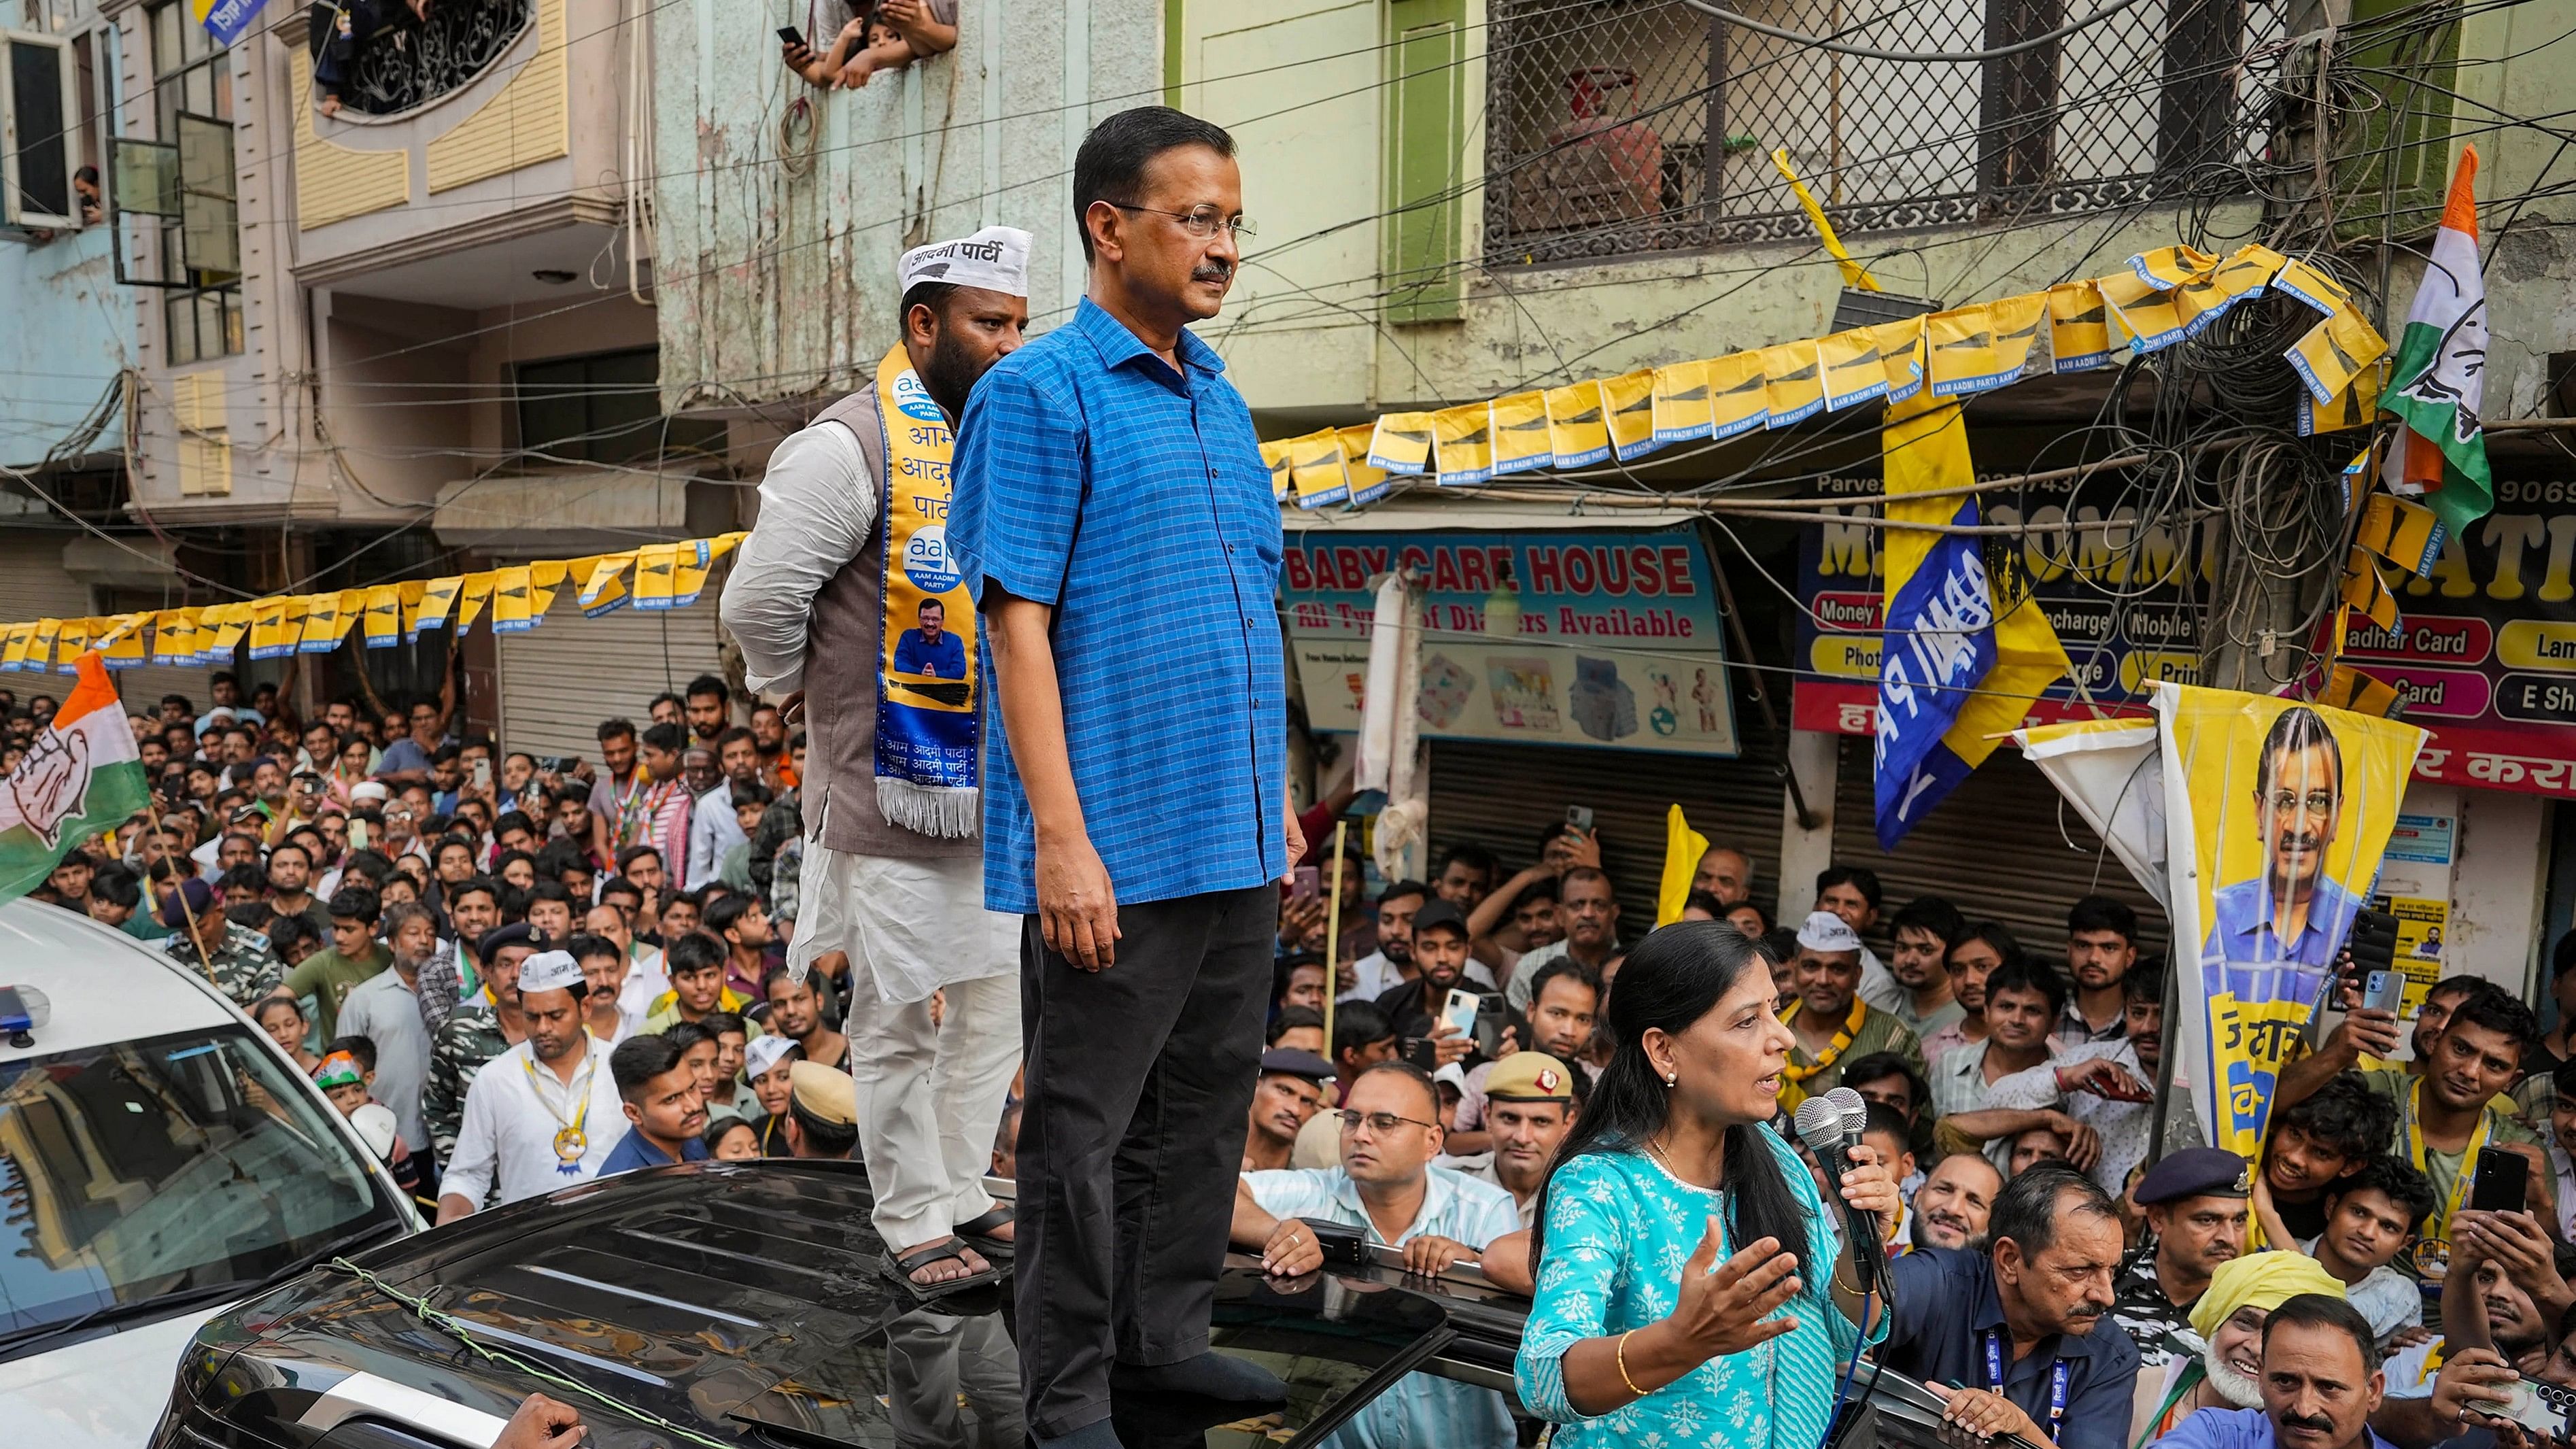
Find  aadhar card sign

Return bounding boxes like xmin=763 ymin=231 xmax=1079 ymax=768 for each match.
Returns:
xmin=1280 ymin=529 xmax=1738 ymax=756
xmin=2157 ymin=683 xmax=2426 ymax=1159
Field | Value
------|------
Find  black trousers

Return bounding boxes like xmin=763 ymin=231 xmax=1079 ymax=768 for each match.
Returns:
xmin=1013 ymin=884 xmax=1275 ymax=1440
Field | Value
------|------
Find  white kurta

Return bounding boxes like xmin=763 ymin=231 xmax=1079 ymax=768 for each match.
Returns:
xmin=439 ymin=1035 xmax=623 ymax=1208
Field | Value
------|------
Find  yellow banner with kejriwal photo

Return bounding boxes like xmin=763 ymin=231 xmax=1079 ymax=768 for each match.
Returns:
xmin=2157 ymin=682 xmax=2426 ymax=1161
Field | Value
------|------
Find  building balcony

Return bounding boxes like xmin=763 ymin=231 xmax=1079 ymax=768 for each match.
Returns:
xmin=313 ymin=0 xmax=534 ymax=118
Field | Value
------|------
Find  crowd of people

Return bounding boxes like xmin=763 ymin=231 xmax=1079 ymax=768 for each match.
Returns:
xmin=1223 ymin=816 xmax=2576 ymax=1449
xmin=18 ymin=101 xmax=2576 ymax=1449
xmin=3 ymin=668 xmax=881 ymax=1219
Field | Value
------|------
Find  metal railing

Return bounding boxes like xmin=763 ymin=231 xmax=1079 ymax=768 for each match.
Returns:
xmin=1484 ymin=0 xmax=2287 ymax=265
xmin=337 ymin=0 xmax=534 ymax=118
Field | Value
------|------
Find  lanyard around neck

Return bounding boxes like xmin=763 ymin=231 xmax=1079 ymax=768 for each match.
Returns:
xmin=2407 ymin=1075 xmax=2493 ymax=1238
xmin=1985 ymin=1329 xmax=2072 ymax=1440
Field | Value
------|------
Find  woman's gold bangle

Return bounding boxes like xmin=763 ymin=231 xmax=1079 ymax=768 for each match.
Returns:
xmin=1615 ymin=1329 xmax=1649 ymax=1399
xmin=1834 ymin=1256 xmax=1865 ymax=1296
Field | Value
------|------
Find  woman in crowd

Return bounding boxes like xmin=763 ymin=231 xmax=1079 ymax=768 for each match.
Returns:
xmin=1517 ymin=920 xmax=1897 ymax=1449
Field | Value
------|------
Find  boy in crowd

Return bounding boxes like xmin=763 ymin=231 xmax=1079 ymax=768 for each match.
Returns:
xmin=644 ymin=932 xmax=752 ymax=1032
xmin=2255 ymin=1156 xmax=2438 ymax=1345
xmin=315 ymin=1041 xmax=428 ymax=1202
xmin=2256 ymin=1074 xmax=2397 ymax=1242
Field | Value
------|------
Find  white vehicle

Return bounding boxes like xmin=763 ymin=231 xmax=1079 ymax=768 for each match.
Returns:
xmin=0 ymin=899 xmax=422 ymax=1447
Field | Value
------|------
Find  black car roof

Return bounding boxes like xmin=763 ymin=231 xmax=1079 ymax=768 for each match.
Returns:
xmin=185 ymin=1161 xmax=1477 ymax=1448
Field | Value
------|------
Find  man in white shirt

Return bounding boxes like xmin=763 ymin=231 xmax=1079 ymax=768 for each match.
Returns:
xmin=436 ymin=951 xmax=622 ymax=1221
xmin=717 ymin=224 xmax=1031 ymax=1297
xmin=1343 ymin=880 xmax=1427 ymax=1003
xmin=584 ymin=902 xmax=667 ymax=1023
xmin=1968 ymin=964 xmax=2201 ymax=1194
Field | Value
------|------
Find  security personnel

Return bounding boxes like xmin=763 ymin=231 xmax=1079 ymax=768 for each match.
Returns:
xmin=2110 ymin=1147 xmax=2252 ymax=1367
xmin=1881 ymin=1163 xmax=2143 ymax=1449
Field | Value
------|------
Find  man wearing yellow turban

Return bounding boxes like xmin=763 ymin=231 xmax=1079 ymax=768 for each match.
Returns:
xmin=2132 ymin=1252 xmax=2349 ymax=1449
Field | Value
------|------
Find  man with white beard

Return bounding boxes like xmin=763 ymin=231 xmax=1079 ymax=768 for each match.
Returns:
xmin=2131 ymin=1252 xmax=2350 ymax=1447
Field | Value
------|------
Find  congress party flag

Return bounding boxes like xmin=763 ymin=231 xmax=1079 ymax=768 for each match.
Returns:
xmin=2381 ymin=148 xmax=2494 ymax=539
xmin=0 ymin=653 xmax=150 ymax=907
xmin=2155 ymin=683 xmax=2424 ymax=1165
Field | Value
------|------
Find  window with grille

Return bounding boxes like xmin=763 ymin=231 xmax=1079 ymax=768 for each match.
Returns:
xmin=1483 ymin=0 xmax=2287 ymax=267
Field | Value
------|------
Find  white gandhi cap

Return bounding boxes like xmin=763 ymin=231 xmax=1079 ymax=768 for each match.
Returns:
xmin=899 ymin=226 xmax=1033 ymax=299
xmin=517 ymin=949 xmax=585 ymax=995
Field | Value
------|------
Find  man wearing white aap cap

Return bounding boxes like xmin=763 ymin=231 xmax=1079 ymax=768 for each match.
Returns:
xmin=1779 ymin=909 xmax=1926 ymax=1108
xmin=720 ymin=224 xmax=1031 ymax=1299
xmin=436 ymin=948 xmax=623 ymax=1218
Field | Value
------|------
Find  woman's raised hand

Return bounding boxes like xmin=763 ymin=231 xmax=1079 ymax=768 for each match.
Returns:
xmin=1666 ymin=1218 xmax=1801 ymax=1359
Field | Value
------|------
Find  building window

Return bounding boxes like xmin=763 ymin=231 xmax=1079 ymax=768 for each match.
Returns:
xmin=1484 ymin=0 xmax=2286 ymax=267
xmin=148 ymin=2 xmax=239 ymax=365
xmin=513 ymin=348 xmax=725 ymax=468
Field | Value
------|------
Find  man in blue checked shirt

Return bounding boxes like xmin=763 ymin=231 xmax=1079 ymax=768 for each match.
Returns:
xmin=950 ymin=105 xmax=1303 ymax=1449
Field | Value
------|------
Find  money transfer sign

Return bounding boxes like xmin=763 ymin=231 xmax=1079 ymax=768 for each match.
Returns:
xmin=1280 ymin=528 xmax=1738 ymax=755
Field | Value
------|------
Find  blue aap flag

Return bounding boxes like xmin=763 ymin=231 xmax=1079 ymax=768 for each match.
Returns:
xmin=1872 ymin=499 xmax=1997 ymax=849
xmin=192 ymin=0 xmax=271 ymax=48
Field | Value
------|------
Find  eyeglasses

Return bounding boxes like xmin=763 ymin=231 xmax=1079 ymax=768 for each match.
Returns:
xmin=2265 ymin=790 xmax=2337 ymax=817
xmin=1108 ymin=203 xmax=1256 ymax=240
xmin=1337 ymin=1109 xmax=1437 ymax=1135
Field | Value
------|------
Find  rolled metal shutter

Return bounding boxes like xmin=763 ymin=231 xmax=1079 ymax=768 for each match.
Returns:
xmin=1827 ymin=733 xmax=2169 ymax=963
xmin=1426 ymin=732 xmax=1793 ymax=932
xmin=496 ymin=586 xmax=727 ymax=764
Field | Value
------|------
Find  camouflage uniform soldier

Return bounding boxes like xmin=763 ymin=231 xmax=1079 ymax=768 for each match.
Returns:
xmin=424 ymin=1002 xmax=510 ymax=1163
xmin=424 ymin=923 xmax=538 ymax=1164
xmin=159 ymin=878 xmax=284 ymax=1008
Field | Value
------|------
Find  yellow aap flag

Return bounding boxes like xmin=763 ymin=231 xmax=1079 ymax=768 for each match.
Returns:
xmin=2158 ymin=682 xmax=2426 ymax=1159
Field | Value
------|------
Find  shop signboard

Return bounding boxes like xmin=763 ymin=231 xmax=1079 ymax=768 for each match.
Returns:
xmin=1792 ymin=471 xmax=2576 ymax=800
xmin=1280 ymin=528 xmax=1738 ymax=755
xmin=1792 ymin=470 xmax=2214 ymax=735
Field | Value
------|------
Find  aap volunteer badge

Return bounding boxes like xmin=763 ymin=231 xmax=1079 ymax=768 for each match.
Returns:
xmin=904 ymin=526 xmax=963 ymax=595
xmin=893 ymin=371 xmax=946 ymax=423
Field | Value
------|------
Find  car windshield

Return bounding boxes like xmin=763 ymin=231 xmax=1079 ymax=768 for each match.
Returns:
xmin=0 ymin=1025 xmax=399 ymax=1340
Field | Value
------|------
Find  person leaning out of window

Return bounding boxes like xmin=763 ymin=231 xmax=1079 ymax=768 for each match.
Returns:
xmin=780 ymin=0 xmax=958 ymax=90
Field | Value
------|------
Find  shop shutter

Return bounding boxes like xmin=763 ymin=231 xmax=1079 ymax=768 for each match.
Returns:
xmin=1827 ymin=734 xmax=2169 ymax=966
xmin=1427 ymin=732 xmax=1793 ymax=932
xmin=496 ymin=584 xmax=727 ymax=764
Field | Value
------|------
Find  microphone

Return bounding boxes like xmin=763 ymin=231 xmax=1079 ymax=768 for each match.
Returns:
xmin=1826 ymin=1086 xmax=1893 ymax=1299
xmin=1793 ymin=1089 xmax=1883 ymax=1296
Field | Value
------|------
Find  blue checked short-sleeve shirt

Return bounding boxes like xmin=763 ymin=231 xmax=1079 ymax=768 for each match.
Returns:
xmin=950 ymin=299 xmax=1286 ymax=915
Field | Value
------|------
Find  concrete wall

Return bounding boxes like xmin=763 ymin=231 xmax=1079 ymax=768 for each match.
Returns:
xmin=650 ymin=0 xmax=1162 ymax=413
xmin=0 ymin=223 xmax=127 ymax=470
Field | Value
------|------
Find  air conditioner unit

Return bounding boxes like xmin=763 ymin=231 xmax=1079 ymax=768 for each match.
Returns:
xmin=1 ymin=29 xmax=77 ymax=231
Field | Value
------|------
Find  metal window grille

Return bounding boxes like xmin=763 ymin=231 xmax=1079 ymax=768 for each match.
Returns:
xmin=333 ymin=0 xmax=532 ymax=118
xmin=1485 ymin=0 xmax=2286 ymax=266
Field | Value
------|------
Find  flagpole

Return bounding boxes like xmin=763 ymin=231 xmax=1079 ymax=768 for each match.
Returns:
xmin=1322 ymin=819 xmax=1347 ymax=1083
xmin=139 ymin=762 xmax=221 ymax=991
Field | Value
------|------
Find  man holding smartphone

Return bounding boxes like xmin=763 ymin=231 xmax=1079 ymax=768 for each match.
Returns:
xmin=1372 ymin=901 xmax=1490 ymax=1072
xmin=2297 ymin=986 xmax=2543 ymax=1285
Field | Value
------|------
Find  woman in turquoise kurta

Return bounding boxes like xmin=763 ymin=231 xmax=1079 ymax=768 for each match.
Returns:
xmin=1515 ymin=921 xmax=1895 ymax=1449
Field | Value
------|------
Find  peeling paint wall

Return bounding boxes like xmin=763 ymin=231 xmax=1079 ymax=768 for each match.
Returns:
xmin=651 ymin=0 xmax=1161 ymax=414
xmin=0 ymin=224 xmax=127 ymax=470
